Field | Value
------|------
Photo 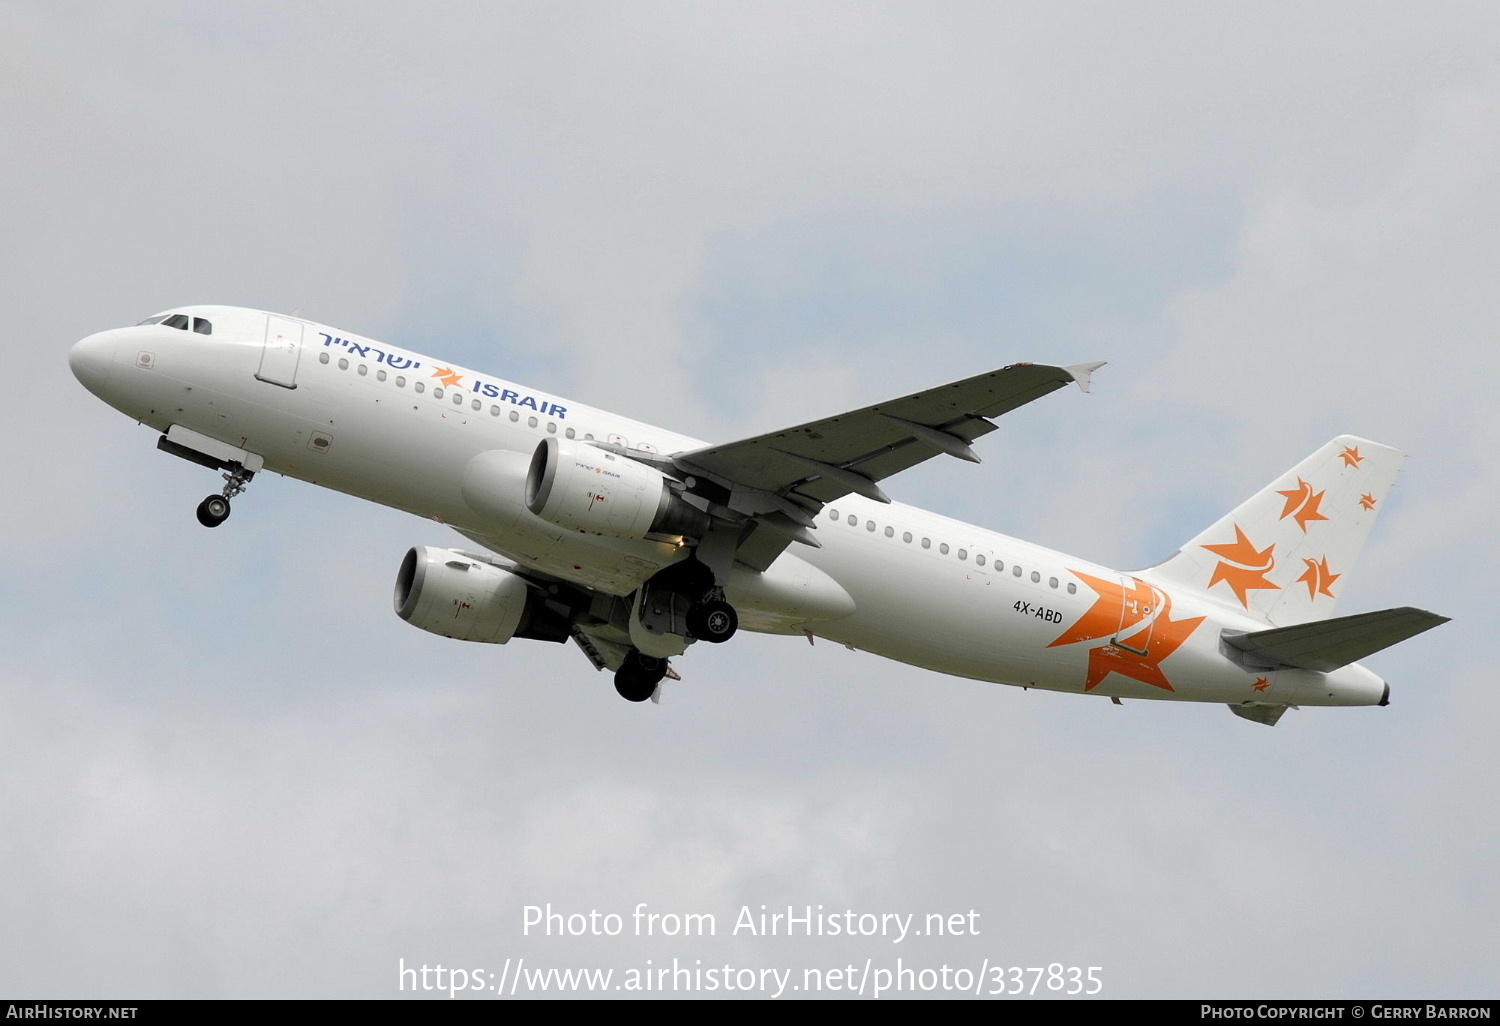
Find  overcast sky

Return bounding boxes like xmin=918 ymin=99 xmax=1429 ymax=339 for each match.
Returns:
xmin=2 ymin=1 xmax=1495 ymax=1000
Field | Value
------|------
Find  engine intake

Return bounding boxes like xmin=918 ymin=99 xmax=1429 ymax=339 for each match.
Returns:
xmin=525 ymin=437 xmax=709 ymax=540
xmin=394 ymin=546 xmax=569 ymax=644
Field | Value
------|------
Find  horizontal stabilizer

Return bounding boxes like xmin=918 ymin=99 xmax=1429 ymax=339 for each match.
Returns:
xmin=1228 ymin=703 xmax=1290 ymax=727
xmin=1224 ymin=606 xmax=1449 ymax=673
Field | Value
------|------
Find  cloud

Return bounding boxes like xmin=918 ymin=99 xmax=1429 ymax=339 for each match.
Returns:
xmin=2 ymin=0 xmax=1495 ymax=999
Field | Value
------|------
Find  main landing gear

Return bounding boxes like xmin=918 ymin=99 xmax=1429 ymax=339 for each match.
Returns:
xmin=686 ymin=597 xmax=737 ymax=644
xmin=611 ymin=557 xmax=740 ymax=703
xmin=195 ymin=464 xmax=254 ymax=528
xmin=614 ymin=650 xmax=668 ymax=703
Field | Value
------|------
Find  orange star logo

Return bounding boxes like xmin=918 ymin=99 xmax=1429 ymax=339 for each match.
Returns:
xmin=1202 ymin=524 xmax=1280 ymax=609
xmin=1048 ymin=576 xmax=1205 ymax=693
xmin=1275 ymin=478 xmax=1330 ymax=532
xmin=431 ymin=366 xmax=465 ymax=388
xmin=1339 ymin=446 xmax=1364 ymax=468
xmin=1359 ymin=493 xmax=1377 ymax=511
xmin=1081 ymin=597 xmax=1205 ymax=693
xmin=1252 ymin=676 xmax=1270 ymax=692
xmin=1048 ymin=571 xmax=1156 ymax=648
xmin=1296 ymin=556 xmax=1339 ymax=599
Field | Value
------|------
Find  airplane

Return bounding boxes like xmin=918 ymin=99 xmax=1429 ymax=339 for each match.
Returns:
xmin=68 ymin=305 xmax=1448 ymax=722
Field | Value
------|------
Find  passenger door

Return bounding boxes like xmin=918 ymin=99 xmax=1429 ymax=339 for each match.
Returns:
xmin=256 ymin=315 xmax=303 ymax=389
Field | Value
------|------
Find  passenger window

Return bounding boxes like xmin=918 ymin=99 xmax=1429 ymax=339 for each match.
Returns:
xmin=528 ymin=416 xmax=537 ymax=428
xmin=1031 ymin=571 xmax=1041 ymax=583
xmin=338 ymin=358 xmax=348 ymax=370
xmin=192 ymin=318 xmax=212 ymax=335
xmin=1013 ymin=565 xmax=1023 ymax=577
xmin=509 ymin=411 xmax=519 ymax=422
xmin=996 ymin=560 xmax=1004 ymax=571
xmin=396 ymin=376 xmax=406 ymax=387
xmin=414 ymin=381 xmax=424 ymax=393
xmin=470 ymin=399 xmax=480 ymax=410
xmin=358 ymin=365 xmax=368 ymax=376
xmin=584 ymin=433 xmax=594 ymax=440
xmin=847 ymin=514 xmax=857 ymax=526
xmin=921 ymin=538 xmax=931 ymax=549
xmin=1067 ymin=583 xmax=1077 ymax=594
xmin=1049 ymin=577 xmax=1058 ymax=589
xmin=162 ymin=314 xmax=189 ymax=330
xmin=492 ymin=406 xmax=502 ymax=417
xmin=377 ymin=369 xmax=386 ymax=381
xmin=884 ymin=526 xmax=894 ymax=538
xmin=976 ymin=554 xmax=985 ymax=566
xmin=565 ymin=427 xmax=575 ymax=438
xmin=318 ymin=352 xmax=330 ymax=365
xmin=453 ymin=393 xmax=463 ymax=405
xmin=829 ymin=509 xmax=840 ymax=521
xmin=547 ymin=422 xmax=557 ymax=434
xmin=903 ymin=531 xmax=912 ymax=543
xmin=433 ymin=387 xmax=443 ymax=399
xmin=939 ymin=543 xmax=949 ymax=554
xmin=866 ymin=521 xmax=876 ymax=532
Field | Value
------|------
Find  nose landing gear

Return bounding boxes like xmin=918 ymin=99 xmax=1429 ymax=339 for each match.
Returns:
xmin=195 ymin=494 xmax=230 ymax=527
xmin=195 ymin=464 xmax=254 ymax=528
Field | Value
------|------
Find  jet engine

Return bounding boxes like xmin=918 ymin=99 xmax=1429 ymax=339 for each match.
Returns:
xmin=393 ymin=546 xmax=569 ymax=644
xmin=525 ymin=437 xmax=709 ymax=540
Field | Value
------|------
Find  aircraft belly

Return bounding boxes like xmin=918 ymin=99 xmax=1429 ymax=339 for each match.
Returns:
xmin=795 ymin=520 xmax=1324 ymax=703
xmin=799 ymin=536 xmax=1082 ymax=689
xmin=171 ymin=362 xmax=686 ymax=596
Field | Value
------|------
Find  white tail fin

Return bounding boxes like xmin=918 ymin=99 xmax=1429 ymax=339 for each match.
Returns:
xmin=1142 ymin=436 xmax=1403 ymax=626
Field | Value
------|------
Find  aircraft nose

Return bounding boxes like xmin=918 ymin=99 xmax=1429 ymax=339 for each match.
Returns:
xmin=69 ymin=330 xmax=118 ymax=396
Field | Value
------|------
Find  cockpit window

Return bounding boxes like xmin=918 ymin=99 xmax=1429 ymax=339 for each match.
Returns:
xmin=192 ymin=317 xmax=212 ymax=335
xmin=161 ymin=314 xmax=190 ymax=330
xmin=136 ymin=315 xmax=168 ymax=325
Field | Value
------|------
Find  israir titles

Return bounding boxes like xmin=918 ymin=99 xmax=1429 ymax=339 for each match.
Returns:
xmin=319 ymin=334 xmax=567 ymax=418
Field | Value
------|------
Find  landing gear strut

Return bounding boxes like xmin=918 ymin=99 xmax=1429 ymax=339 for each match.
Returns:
xmin=614 ymin=650 xmax=668 ymax=703
xmin=196 ymin=463 xmax=254 ymax=528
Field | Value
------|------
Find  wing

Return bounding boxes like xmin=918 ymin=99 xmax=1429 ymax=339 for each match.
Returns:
xmin=669 ymin=361 xmax=1102 ymax=568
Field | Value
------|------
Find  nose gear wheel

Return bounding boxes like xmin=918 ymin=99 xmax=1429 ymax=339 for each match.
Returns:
xmin=195 ymin=464 xmax=255 ymax=528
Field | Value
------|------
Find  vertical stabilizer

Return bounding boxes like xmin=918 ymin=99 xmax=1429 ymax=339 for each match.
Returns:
xmin=1142 ymin=436 xmax=1403 ymax=626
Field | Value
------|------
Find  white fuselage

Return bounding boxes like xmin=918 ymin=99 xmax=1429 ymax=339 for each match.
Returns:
xmin=69 ymin=306 xmax=1387 ymax=709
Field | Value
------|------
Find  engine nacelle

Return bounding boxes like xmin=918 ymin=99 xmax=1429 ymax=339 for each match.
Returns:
xmin=393 ymin=546 xmax=568 ymax=644
xmin=525 ymin=437 xmax=709 ymax=540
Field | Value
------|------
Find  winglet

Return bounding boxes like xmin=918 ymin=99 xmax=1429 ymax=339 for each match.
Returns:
xmin=1065 ymin=361 xmax=1107 ymax=393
